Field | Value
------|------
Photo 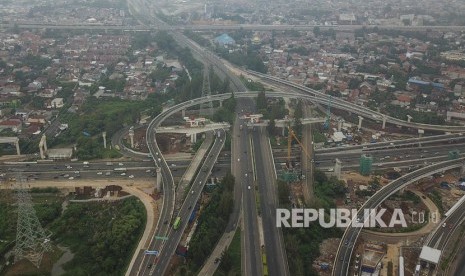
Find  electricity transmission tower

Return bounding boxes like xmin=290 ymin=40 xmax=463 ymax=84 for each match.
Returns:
xmin=200 ymin=66 xmax=214 ymax=117
xmin=14 ymin=173 xmax=51 ymax=268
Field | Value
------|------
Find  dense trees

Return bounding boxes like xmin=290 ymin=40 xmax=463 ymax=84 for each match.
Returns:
xmin=51 ymin=198 xmax=146 ymax=275
xmin=280 ymin=170 xmax=344 ymax=275
xmin=187 ymin=172 xmax=235 ymax=272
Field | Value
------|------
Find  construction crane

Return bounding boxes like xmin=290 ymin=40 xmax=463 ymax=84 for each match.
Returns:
xmin=287 ymin=126 xmax=312 ymax=165
xmin=323 ymin=95 xmax=332 ymax=129
xmin=280 ymin=126 xmax=313 ymax=182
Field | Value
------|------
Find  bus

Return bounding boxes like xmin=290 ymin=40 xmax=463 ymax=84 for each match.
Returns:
xmin=173 ymin=217 xmax=181 ymax=230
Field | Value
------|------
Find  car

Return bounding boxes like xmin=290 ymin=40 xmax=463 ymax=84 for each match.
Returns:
xmin=344 ymin=240 xmax=349 ymax=245
xmin=214 ymin=258 xmax=220 ymax=264
xmin=74 ymin=171 xmax=79 ymax=174
xmin=237 ymin=158 xmax=240 ymax=162
xmin=105 ymin=172 xmax=111 ymax=176
xmin=328 ymin=168 xmax=334 ymax=172
xmin=129 ymin=175 xmax=134 ymax=179
xmin=146 ymin=169 xmax=151 ymax=173
xmin=121 ymin=173 xmax=126 ymax=176
xmin=97 ymin=172 xmax=103 ymax=175
xmin=68 ymin=177 xmax=74 ymax=180
xmin=118 ymin=163 xmax=124 ymax=166
xmin=148 ymin=263 xmax=152 ymax=269
xmin=157 ymin=158 xmax=161 ymax=162
xmin=191 ymin=190 xmax=194 ymax=194
xmin=63 ymin=174 xmax=70 ymax=178
xmin=171 ymin=164 xmax=176 ymax=167
xmin=66 ymin=166 xmax=72 ymax=169
xmin=247 ymin=185 xmax=251 ymax=190
xmin=443 ymin=223 xmax=447 ymax=228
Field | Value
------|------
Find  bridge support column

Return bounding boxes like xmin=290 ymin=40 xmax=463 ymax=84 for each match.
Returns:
xmin=382 ymin=115 xmax=387 ymax=130
xmin=282 ymin=127 xmax=286 ymax=136
xmin=15 ymin=141 xmax=20 ymax=155
xmin=181 ymin=109 xmax=186 ymax=118
xmin=219 ymin=100 xmax=223 ymax=108
xmin=129 ymin=127 xmax=135 ymax=148
xmin=334 ymin=158 xmax=342 ymax=180
xmin=191 ymin=133 xmax=197 ymax=144
xmin=39 ymin=134 xmax=47 ymax=159
xmin=418 ymin=129 xmax=424 ymax=138
xmin=156 ymin=167 xmax=162 ymax=191
xmin=337 ymin=120 xmax=343 ymax=132
xmin=211 ymin=177 xmax=215 ymax=184
xmin=102 ymin=132 xmax=107 ymax=149
xmin=461 ymin=163 xmax=465 ymax=175
xmin=357 ymin=116 xmax=364 ymax=131
xmin=407 ymin=115 xmax=413 ymax=123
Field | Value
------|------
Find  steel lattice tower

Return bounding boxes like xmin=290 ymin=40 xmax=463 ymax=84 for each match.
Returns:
xmin=14 ymin=173 xmax=51 ymax=268
xmin=200 ymin=66 xmax=214 ymax=117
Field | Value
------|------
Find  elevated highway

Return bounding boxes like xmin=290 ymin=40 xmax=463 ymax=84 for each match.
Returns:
xmin=333 ymin=158 xmax=465 ymax=276
xmin=247 ymin=70 xmax=465 ymax=133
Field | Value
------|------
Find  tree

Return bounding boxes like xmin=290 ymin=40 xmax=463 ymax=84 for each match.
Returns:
xmin=267 ymin=117 xmax=276 ymax=135
xmin=313 ymin=26 xmax=321 ymax=37
xmin=256 ymin=91 xmax=267 ymax=110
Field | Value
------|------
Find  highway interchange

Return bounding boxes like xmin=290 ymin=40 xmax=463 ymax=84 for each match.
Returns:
xmin=5 ymin=4 xmax=465 ymax=275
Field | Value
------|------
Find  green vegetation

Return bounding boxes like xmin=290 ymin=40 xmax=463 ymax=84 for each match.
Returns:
xmin=186 ymin=172 xmax=235 ymax=273
xmin=213 ymin=94 xmax=237 ymax=124
xmin=387 ymin=261 xmax=393 ymax=276
xmin=51 ymin=197 xmax=146 ymax=275
xmin=255 ymin=91 xmax=288 ymax=120
xmin=280 ymin=171 xmax=344 ymax=275
xmin=216 ymin=47 xmax=267 ymax=73
xmin=440 ymin=225 xmax=465 ymax=271
xmin=389 ymin=190 xmax=421 ymax=204
xmin=241 ymin=76 xmax=265 ymax=91
xmin=428 ymin=190 xmax=444 ymax=215
xmin=215 ymin=229 xmax=241 ymax=276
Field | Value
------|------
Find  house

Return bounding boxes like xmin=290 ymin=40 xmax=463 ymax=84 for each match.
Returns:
xmin=0 ymin=119 xmax=22 ymax=133
xmin=50 ymin=98 xmax=64 ymax=109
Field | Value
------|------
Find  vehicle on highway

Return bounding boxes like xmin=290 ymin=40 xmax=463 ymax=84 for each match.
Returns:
xmin=114 ymin=167 xmax=127 ymax=172
xmin=106 ymin=162 xmax=113 ymax=166
xmin=68 ymin=177 xmax=74 ymax=180
xmin=191 ymin=190 xmax=194 ymax=194
xmin=74 ymin=171 xmax=79 ymax=174
xmin=121 ymin=173 xmax=126 ymax=176
xmin=173 ymin=217 xmax=181 ymax=230
xmin=171 ymin=164 xmax=176 ymax=167
xmin=146 ymin=169 xmax=151 ymax=173
xmin=118 ymin=162 xmax=124 ymax=166
xmin=105 ymin=172 xmax=111 ymax=176
xmin=66 ymin=165 xmax=72 ymax=169
xmin=97 ymin=172 xmax=103 ymax=175
xmin=129 ymin=175 xmax=134 ymax=179
xmin=63 ymin=174 xmax=69 ymax=178
xmin=248 ymin=185 xmax=251 ymax=190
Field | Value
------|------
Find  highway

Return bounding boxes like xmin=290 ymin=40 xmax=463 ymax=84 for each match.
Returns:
xmin=247 ymin=70 xmax=465 ymax=133
xmin=333 ymin=158 xmax=465 ymax=276
xmin=253 ymin=127 xmax=289 ymax=276
xmin=146 ymin=129 xmax=226 ymax=275
xmin=4 ymin=23 xmax=465 ymax=32
xmin=423 ymin=196 xmax=465 ymax=275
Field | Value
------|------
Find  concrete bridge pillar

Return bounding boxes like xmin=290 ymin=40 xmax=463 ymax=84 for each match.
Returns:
xmin=219 ymin=100 xmax=223 ymax=108
xmin=382 ymin=115 xmax=387 ymax=130
xmin=334 ymin=158 xmax=342 ymax=180
xmin=337 ymin=120 xmax=343 ymax=132
xmin=129 ymin=127 xmax=135 ymax=148
xmin=15 ymin=141 xmax=20 ymax=155
xmin=211 ymin=177 xmax=215 ymax=184
xmin=156 ymin=167 xmax=162 ymax=191
xmin=357 ymin=116 xmax=364 ymax=130
xmin=181 ymin=109 xmax=186 ymax=118
xmin=418 ymin=129 xmax=424 ymax=138
xmin=39 ymin=134 xmax=47 ymax=159
xmin=102 ymin=132 xmax=107 ymax=149
xmin=282 ymin=127 xmax=286 ymax=136
xmin=191 ymin=133 xmax=197 ymax=143
xmin=407 ymin=115 xmax=413 ymax=123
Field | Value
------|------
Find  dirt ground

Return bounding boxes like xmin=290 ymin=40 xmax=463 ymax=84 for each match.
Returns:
xmin=314 ymin=238 xmax=341 ymax=275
